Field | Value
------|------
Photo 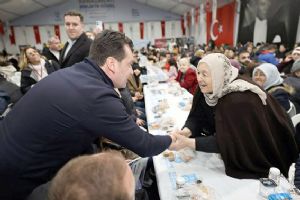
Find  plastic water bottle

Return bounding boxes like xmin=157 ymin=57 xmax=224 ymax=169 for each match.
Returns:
xmin=269 ymin=167 xmax=280 ymax=186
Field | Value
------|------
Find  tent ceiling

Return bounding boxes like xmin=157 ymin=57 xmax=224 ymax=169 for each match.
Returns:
xmin=0 ymin=0 xmax=68 ymax=22
xmin=0 ymin=0 xmax=204 ymax=22
xmin=135 ymin=0 xmax=203 ymax=15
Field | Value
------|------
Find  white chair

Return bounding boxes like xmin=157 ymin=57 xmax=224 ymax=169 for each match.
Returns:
xmin=292 ymin=114 xmax=300 ymax=127
xmin=288 ymin=101 xmax=297 ymax=118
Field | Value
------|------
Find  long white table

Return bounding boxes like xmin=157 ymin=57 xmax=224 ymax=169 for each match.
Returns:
xmin=144 ymin=83 xmax=293 ymax=200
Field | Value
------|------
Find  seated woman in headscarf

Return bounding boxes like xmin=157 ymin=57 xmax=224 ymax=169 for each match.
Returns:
xmin=252 ymin=63 xmax=291 ymax=111
xmin=174 ymin=53 xmax=298 ymax=179
xmin=19 ymin=47 xmax=60 ymax=94
xmin=175 ymin=57 xmax=198 ymax=95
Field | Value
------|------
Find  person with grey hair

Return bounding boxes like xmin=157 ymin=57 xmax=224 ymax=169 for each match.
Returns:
xmin=42 ymin=35 xmax=61 ymax=63
xmin=291 ymin=59 xmax=300 ymax=75
xmin=173 ymin=53 xmax=298 ymax=179
xmin=278 ymin=47 xmax=300 ymax=74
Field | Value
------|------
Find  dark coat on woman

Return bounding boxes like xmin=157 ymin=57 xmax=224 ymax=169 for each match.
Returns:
xmin=184 ymin=83 xmax=298 ymax=179
xmin=20 ymin=60 xmax=60 ymax=94
xmin=267 ymin=84 xmax=290 ymax=111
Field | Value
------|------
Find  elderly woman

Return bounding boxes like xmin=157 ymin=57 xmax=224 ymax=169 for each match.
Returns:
xmin=175 ymin=53 xmax=298 ymax=179
xmin=19 ymin=47 xmax=60 ymax=94
xmin=175 ymin=57 xmax=198 ymax=94
xmin=252 ymin=63 xmax=291 ymax=111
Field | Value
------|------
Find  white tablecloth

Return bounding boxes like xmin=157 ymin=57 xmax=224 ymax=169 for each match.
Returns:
xmin=143 ymin=83 xmax=292 ymax=200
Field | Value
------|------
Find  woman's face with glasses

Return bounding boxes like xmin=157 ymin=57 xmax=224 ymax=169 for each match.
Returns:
xmin=25 ymin=48 xmax=41 ymax=64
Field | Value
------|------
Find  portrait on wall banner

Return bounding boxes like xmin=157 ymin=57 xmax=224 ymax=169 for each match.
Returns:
xmin=238 ymin=0 xmax=300 ymax=47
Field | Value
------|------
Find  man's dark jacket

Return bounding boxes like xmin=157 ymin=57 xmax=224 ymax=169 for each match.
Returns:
xmin=42 ymin=47 xmax=60 ymax=63
xmin=0 ymin=58 xmax=171 ymax=200
xmin=59 ymin=33 xmax=92 ymax=68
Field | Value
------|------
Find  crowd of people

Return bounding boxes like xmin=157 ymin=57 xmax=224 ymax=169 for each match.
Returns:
xmin=0 ymin=8 xmax=300 ymax=200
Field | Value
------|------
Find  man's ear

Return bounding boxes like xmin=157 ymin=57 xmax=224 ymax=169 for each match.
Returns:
xmin=106 ymin=57 xmax=116 ymax=73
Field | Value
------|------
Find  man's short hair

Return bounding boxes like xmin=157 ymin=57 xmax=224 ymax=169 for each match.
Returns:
xmin=88 ymin=30 xmax=133 ymax=66
xmin=238 ymin=50 xmax=249 ymax=56
xmin=64 ymin=10 xmax=84 ymax=22
xmin=48 ymin=151 xmax=132 ymax=200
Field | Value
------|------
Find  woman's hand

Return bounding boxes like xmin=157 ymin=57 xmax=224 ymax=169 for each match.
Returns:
xmin=136 ymin=118 xmax=145 ymax=126
xmin=176 ymin=127 xmax=192 ymax=137
xmin=168 ymin=133 xmax=196 ymax=151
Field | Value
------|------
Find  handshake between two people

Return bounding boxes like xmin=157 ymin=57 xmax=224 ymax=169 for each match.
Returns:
xmin=168 ymin=127 xmax=196 ymax=151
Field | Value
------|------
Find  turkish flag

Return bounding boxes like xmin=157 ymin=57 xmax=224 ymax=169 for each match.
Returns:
xmin=140 ymin=22 xmax=144 ymax=39
xmin=206 ymin=2 xmax=235 ymax=45
xmin=161 ymin=20 xmax=165 ymax=38
xmin=33 ymin=25 xmax=41 ymax=44
xmin=118 ymin=22 xmax=123 ymax=33
xmin=54 ymin=25 xmax=60 ymax=40
xmin=9 ymin=26 xmax=16 ymax=45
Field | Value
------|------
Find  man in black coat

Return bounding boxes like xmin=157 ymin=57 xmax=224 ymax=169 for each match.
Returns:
xmin=0 ymin=30 xmax=180 ymax=200
xmin=59 ymin=11 xmax=92 ymax=68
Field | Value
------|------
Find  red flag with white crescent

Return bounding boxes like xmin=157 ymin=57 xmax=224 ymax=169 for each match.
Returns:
xmin=206 ymin=2 xmax=235 ymax=45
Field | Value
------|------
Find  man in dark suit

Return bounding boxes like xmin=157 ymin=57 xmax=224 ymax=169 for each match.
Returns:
xmin=42 ymin=36 xmax=61 ymax=63
xmin=239 ymin=0 xmax=287 ymax=45
xmin=59 ymin=11 xmax=92 ymax=68
xmin=0 ymin=30 xmax=181 ymax=200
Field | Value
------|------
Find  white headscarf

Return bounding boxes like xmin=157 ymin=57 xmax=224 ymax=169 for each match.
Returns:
xmin=252 ymin=63 xmax=283 ymax=90
xmin=199 ymin=53 xmax=267 ymax=106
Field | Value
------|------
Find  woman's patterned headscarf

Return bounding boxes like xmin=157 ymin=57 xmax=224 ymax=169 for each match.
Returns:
xmin=199 ymin=53 xmax=267 ymax=106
